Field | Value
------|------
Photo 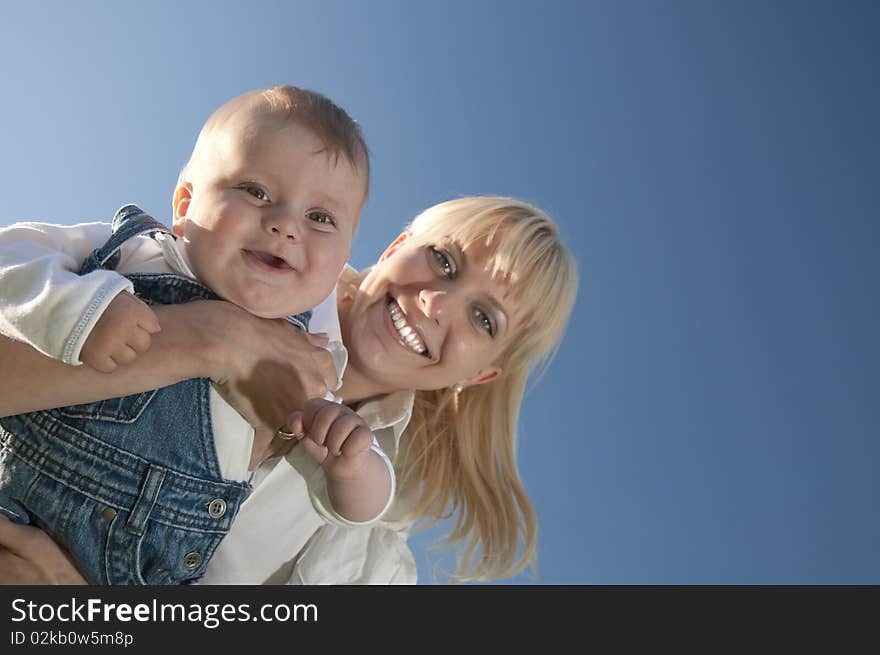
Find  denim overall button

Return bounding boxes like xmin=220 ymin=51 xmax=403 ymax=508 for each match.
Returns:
xmin=207 ymin=498 xmax=227 ymax=518
xmin=182 ymin=551 xmax=202 ymax=570
xmin=101 ymin=507 xmax=117 ymax=522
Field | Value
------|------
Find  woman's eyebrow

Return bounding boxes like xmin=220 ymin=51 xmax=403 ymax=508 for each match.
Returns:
xmin=459 ymin=245 xmax=510 ymax=329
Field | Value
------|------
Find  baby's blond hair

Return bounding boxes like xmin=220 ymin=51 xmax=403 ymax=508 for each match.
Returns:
xmin=182 ymin=84 xmax=369 ymax=197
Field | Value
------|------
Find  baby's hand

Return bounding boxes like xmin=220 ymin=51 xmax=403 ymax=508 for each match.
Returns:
xmin=285 ymin=399 xmax=375 ymax=481
xmin=80 ymin=292 xmax=161 ymax=372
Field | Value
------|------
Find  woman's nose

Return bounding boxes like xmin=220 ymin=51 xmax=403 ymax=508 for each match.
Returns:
xmin=419 ymin=288 xmax=449 ymax=323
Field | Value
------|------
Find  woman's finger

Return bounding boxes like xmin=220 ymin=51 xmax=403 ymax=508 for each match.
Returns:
xmin=0 ymin=514 xmax=38 ymax=553
xmin=283 ymin=411 xmax=305 ymax=436
xmin=0 ymin=516 xmax=88 ymax=585
xmin=311 ymin=349 xmax=338 ymax=395
xmin=305 ymin=332 xmax=330 ymax=347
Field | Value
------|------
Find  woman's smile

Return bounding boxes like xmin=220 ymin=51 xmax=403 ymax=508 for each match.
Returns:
xmin=384 ymin=295 xmax=430 ymax=357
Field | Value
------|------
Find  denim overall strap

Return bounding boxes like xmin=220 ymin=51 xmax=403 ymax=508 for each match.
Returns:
xmin=0 ymin=203 xmax=314 ymax=584
xmin=80 ymin=204 xmax=170 ymax=275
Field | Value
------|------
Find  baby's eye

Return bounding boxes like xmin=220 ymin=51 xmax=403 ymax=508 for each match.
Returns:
xmin=307 ymin=211 xmax=335 ymax=227
xmin=239 ymin=183 xmax=269 ymax=202
xmin=474 ymin=307 xmax=496 ymax=338
xmin=429 ymin=246 xmax=456 ymax=278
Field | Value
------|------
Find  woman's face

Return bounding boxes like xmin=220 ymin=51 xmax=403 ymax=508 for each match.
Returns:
xmin=342 ymin=232 xmax=527 ymax=393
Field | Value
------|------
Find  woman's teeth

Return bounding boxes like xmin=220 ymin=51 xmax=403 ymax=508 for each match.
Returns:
xmin=388 ymin=299 xmax=427 ymax=356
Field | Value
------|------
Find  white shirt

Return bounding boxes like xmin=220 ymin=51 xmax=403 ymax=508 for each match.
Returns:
xmin=203 ymin=383 xmax=418 ymax=584
xmin=202 ymin=267 xmax=418 ymax=584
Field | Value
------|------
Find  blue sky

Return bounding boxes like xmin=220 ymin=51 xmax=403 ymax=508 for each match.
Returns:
xmin=2 ymin=1 xmax=878 ymax=583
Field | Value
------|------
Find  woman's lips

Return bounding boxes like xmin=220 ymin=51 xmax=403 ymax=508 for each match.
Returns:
xmin=384 ymin=295 xmax=430 ymax=357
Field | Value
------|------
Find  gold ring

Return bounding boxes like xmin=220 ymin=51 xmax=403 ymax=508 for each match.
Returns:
xmin=275 ymin=427 xmax=304 ymax=441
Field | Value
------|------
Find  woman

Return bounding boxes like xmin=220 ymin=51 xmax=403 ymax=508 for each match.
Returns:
xmin=0 ymin=196 xmax=578 ymax=583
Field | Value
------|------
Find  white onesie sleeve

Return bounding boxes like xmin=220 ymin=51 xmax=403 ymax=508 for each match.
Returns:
xmin=0 ymin=221 xmax=134 ymax=365
xmin=304 ymin=434 xmax=397 ymax=528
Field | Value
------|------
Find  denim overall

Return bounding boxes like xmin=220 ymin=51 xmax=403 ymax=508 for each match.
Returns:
xmin=0 ymin=205 xmax=310 ymax=584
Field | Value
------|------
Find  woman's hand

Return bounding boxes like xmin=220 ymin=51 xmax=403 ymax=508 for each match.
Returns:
xmin=0 ymin=516 xmax=87 ymax=585
xmin=188 ymin=300 xmax=339 ymax=434
xmin=0 ymin=298 xmax=338 ymax=472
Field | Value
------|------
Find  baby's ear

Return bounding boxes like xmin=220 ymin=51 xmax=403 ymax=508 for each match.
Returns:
xmin=171 ymin=183 xmax=193 ymax=237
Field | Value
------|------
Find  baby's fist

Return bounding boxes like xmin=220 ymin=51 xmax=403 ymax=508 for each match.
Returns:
xmin=80 ymin=292 xmax=160 ymax=372
xmin=287 ymin=400 xmax=375 ymax=480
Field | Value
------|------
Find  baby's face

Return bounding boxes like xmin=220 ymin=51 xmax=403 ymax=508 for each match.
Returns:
xmin=172 ymin=120 xmax=365 ymax=318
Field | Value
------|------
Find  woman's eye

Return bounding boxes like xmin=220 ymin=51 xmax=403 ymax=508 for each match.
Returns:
xmin=429 ymin=246 xmax=456 ymax=277
xmin=307 ymin=211 xmax=335 ymax=226
xmin=474 ymin=308 xmax=496 ymax=337
xmin=241 ymin=184 xmax=269 ymax=202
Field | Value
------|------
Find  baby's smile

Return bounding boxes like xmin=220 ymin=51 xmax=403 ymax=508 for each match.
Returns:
xmin=242 ymin=249 xmax=293 ymax=272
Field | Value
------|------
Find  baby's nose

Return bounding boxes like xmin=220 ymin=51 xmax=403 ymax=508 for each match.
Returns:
xmin=265 ymin=211 xmax=300 ymax=240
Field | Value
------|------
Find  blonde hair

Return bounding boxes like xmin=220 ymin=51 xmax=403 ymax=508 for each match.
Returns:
xmin=182 ymin=84 xmax=369 ymax=195
xmin=395 ymin=196 xmax=579 ymax=582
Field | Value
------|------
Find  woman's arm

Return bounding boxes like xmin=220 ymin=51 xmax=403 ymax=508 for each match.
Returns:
xmin=0 ymin=300 xmax=338 ymax=585
xmin=0 ymin=299 xmax=338 ymax=427
xmin=0 ymin=301 xmax=214 ymax=416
